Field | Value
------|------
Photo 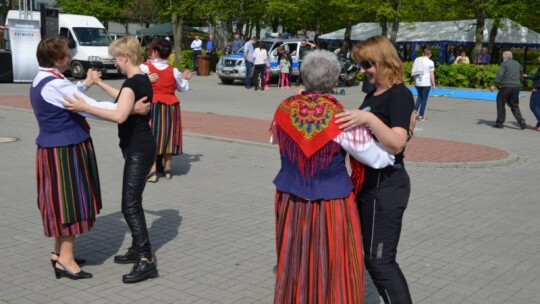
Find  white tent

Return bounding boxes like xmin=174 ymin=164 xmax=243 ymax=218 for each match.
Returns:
xmin=319 ymin=18 xmax=540 ymax=48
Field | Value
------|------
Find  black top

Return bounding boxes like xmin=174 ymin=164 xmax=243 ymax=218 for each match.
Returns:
xmin=115 ymin=74 xmax=155 ymax=153
xmin=526 ymin=67 xmax=540 ymax=90
xmin=359 ymin=83 xmax=414 ymax=164
xmin=299 ymin=45 xmax=313 ymax=60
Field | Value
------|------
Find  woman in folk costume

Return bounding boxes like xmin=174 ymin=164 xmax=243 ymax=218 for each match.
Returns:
xmin=141 ymin=37 xmax=191 ymax=182
xmin=31 ymin=37 xmax=148 ymax=280
xmin=271 ymin=50 xmax=395 ymax=303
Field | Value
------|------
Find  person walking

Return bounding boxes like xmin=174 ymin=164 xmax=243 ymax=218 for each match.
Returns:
xmin=335 ymin=36 xmax=415 ymax=304
xmin=523 ymin=54 xmax=540 ymax=130
xmin=243 ymin=36 xmax=256 ymax=89
xmin=64 ymin=36 xmax=159 ymax=283
xmin=271 ymin=49 xmax=395 ymax=304
xmin=490 ymin=51 xmax=526 ymax=129
xmin=412 ymin=48 xmax=436 ymax=121
xmin=141 ymin=37 xmax=191 ymax=182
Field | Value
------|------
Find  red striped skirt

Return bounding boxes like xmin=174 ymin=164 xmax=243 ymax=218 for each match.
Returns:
xmin=274 ymin=192 xmax=364 ymax=304
xmin=36 ymin=139 xmax=102 ymax=237
xmin=150 ymin=102 xmax=182 ymax=155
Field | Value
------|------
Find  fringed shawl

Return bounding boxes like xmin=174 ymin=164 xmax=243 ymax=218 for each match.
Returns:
xmin=272 ymin=93 xmax=365 ymax=192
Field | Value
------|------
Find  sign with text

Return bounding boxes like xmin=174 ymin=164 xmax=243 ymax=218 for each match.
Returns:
xmin=9 ymin=18 xmax=40 ymax=82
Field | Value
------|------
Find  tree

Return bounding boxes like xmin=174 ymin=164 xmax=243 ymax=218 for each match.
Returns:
xmin=56 ymin=0 xmax=126 ymax=30
xmin=122 ymin=0 xmax=163 ymax=42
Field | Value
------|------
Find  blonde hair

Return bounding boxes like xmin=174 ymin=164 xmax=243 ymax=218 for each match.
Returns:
xmin=109 ymin=36 xmax=142 ymax=65
xmin=352 ymin=36 xmax=404 ymax=88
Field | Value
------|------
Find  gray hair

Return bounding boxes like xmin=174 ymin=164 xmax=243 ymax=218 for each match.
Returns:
xmin=300 ymin=50 xmax=340 ymax=93
xmin=502 ymin=51 xmax=513 ymax=60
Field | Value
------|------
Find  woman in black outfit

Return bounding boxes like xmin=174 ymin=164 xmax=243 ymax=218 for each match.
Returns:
xmin=335 ymin=36 xmax=415 ymax=304
xmin=64 ymin=36 xmax=158 ymax=284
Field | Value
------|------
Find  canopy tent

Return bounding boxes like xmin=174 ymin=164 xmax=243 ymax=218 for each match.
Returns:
xmin=319 ymin=19 xmax=540 ymax=63
xmin=319 ymin=19 xmax=540 ymax=48
xmin=136 ymin=23 xmax=206 ymax=37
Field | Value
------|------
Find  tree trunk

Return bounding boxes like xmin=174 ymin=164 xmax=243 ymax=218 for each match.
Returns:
xmin=342 ymin=21 xmax=352 ymax=56
xmin=488 ymin=21 xmax=498 ymax=63
xmin=171 ymin=13 xmax=184 ymax=67
xmin=472 ymin=11 xmax=485 ymax=64
xmin=380 ymin=18 xmax=388 ymax=37
xmin=243 ymin=20 xmax=250 ymax=39
xmin=389 ymin=0 xmax=400 ymax=43
xmin=255 ymin=19 xmax=260 ymax=39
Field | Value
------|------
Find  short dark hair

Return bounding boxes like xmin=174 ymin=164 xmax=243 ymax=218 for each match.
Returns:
xmin=148 ymin=36 xmax=172 ymax=59
xmin=36 ymin=36 xmax=68 ymax=68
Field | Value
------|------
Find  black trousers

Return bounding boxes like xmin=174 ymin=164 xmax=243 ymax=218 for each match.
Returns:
xmin=357 ymin=165 xmax=413 ymax=304
xmin=122 ymin=150 xmax=156 ymax=259
xmin=496 ymin=87 xmax=525 ymax=126
xmin=192 ymin=50 xmax=201 ymax=73
xmin=253 ymin=64 xmax=266 ymax=89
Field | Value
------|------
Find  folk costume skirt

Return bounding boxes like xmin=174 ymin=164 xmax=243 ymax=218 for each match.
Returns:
xmin=150 ymin=102 xmax=183 ymax=156
xmin=35 ymin=139 xmax=102 ymax=237
xmin=274 ymin=192 xmax=364 ymax=304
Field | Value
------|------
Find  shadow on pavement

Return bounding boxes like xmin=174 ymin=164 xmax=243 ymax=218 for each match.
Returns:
xmin=76 ymin=208 xmax=182 ymax=265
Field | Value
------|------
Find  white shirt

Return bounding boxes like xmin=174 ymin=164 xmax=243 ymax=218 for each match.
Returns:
xmin=414 ymin=56 xmax=435 ymax=87
xmin=270 ymin=123 xmax=394 ymax=169
xmin=33 ymin=68 xmax=116 ymax=120
xmin=253 ymin=48 xmax=268 ymax=65
xmin=140 ymin=59 xmax=189 ymax=92
xmin=190 ymin=39 xmax=202 ymax=51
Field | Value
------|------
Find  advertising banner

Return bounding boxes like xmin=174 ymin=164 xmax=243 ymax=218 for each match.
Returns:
xmin=9 ymin=18 xmax=40 ymax=82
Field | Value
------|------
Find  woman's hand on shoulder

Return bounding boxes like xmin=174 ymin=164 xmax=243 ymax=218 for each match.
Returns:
xmin=335 ymin=109 xmax=373 ymax=131
xmin=63 ymin=94 xmax=88 ymax=112
xmin=147 ymin=73 xmax=159 ymax=83
xmin=182 ymin=70 xmax=192 ymax=80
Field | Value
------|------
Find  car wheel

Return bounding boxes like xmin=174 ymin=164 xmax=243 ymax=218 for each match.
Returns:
xmin=70 ymin=61 xmax=86 ymax=79
xmin=220 ymin=78 xmax=234 ymax=85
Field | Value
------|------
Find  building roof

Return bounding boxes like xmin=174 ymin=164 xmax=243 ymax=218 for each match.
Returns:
xmin=319 ymin=19 xmax=540 ymax=48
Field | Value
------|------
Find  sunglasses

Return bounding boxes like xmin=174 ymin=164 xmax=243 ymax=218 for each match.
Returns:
xmin=358 ymin=61 xmax=374 ymax=70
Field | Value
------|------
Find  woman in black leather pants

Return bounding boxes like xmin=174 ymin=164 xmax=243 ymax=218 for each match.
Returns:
xmin=64 ymin=36 xmax=158 ymax=284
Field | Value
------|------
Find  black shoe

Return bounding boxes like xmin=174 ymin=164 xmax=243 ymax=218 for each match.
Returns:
xmin=51 ymin=252 xmax=86 ymax=268
xmin=54 ymin=261 xmax=92 ymax=280
xmin=122 ymin=258 xmax=159 ymax=283
xmin=114 ymin=248 xmax=139 ymax=264
xmin=520 ymin=123 xmax=527 ymax=130
xmin=493 ymin=124 xmax=503 ymax=129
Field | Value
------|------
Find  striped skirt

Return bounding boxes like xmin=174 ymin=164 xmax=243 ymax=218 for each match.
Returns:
xmin=274 ymin=192 xmax=364 ymax=304
xmin=36 ymin=139 xmax=102 ymax=237
xmin=150 ymin=102 xmax=183 ymax=155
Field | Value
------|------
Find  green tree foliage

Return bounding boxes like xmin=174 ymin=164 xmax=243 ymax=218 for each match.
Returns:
xmin=56 ymin=0 xmax=127 ymax=29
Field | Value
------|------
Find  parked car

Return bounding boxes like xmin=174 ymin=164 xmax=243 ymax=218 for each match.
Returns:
xmin=216 ymin=38 xmax=311 ymax=85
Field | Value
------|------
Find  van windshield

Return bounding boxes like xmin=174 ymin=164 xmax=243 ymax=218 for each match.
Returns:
xmin=73 ymin=27 xmax=110 ymax=46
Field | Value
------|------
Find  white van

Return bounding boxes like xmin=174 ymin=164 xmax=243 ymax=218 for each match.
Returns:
xmin=6 ymin=10 xmax=118 ymax=79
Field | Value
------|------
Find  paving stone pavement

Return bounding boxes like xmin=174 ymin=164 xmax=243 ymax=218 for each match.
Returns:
xmin=0 ymin=75 xmax=539 ymax=304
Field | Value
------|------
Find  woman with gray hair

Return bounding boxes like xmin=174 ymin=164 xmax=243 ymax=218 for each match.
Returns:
xmin=270 ymin=49 xmax=395 ymax=303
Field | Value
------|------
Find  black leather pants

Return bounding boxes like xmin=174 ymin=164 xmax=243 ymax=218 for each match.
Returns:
xmin=121 ymin=150 xmax=155 ymax=258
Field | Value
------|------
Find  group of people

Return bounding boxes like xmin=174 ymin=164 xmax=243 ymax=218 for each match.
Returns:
xmin=31 ymin=35 xmax=190 ymax=284
xmin=412 ymin=46 xmax=540 ymax=130
xmin=272 ymin=36 xmax=415 ymax=303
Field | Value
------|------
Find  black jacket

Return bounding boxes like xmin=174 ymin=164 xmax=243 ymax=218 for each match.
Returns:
xmin=526 ymin=68 xmax=540 ymax=90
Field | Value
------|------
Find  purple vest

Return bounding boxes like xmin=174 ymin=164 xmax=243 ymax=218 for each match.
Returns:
xmin=30 ymin=76 xmax=90 ymax=147
xmin=273 ymin=139 xmax=354 ymax=201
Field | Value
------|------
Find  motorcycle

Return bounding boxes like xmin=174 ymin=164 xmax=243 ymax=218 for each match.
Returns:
xmin=338 ymin=60 xmax=360 ymax=87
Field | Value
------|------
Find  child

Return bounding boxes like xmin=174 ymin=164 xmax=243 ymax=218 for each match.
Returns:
xmin=279 ymin=56 xmax=290 ymax=89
